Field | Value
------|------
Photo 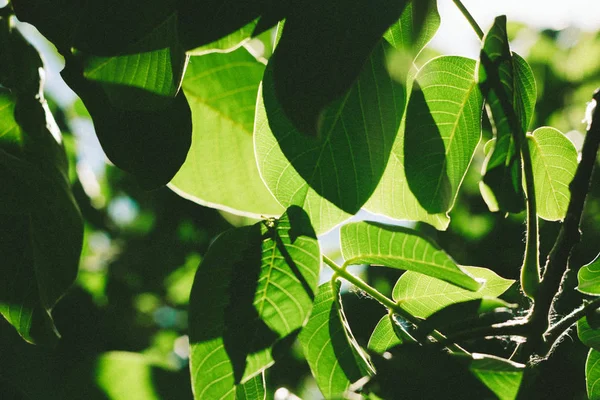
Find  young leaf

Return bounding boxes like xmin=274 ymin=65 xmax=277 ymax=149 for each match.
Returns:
xmin=0 ymin=26 xmax=82 ymax=345
xmin=478 ymin=16 xmax=536 ymax=214
xmin=578 ymin=317 xmax=600 ymax=350
xmin=299 ymin=282 xmax=373 ymax=399
xmin=169 ymin=47 xmax=283 ymax=217
xmin=469 ymin=354 xmax=525 ymax=400
xmin=528 ymin=127 xmax=578 ymax=221
xmin=368 ymin=314 xmax=403 ymax=354
xmin=366 ymin=56 xmax=483 ymax=229
xmin=587 ymin=349 xmax=600 ymax=399
xmin=578 ymin=254 xmax=600 ymax=296
xmin=393 ymin=266 xmax=514 ymax=318
xmin=188 ymin=206 xmax=320 ymax=399
xmin=340 ymin=221 xmax=481 ymax=291
xmin=384 ymin=0 xmax=440 ymax=57
xmin=255 ymin=41 xmax=404 ymax=234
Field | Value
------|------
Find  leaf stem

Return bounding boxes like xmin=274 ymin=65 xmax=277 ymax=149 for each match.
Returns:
xmin=452 ymin=0 xmax=484 ymax=40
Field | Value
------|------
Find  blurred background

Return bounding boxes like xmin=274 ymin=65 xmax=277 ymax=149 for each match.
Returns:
xmin=1 ymin=0 xmax=600 ymax=399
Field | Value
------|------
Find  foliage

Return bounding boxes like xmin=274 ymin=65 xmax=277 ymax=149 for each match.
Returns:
xmin=1 ymin=1 xmax=600 ymax=399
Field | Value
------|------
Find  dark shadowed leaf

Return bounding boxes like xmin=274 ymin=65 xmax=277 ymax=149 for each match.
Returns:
xmin=269 ymin=0 xmax=408 ymax=136
xmin=0 ymin=25 xmax=82 ymax=345
xmin=478 ymin=16 xmax=536 ymax=214
xmin=340 ymin=221 xmax=481 ymax=291
xmin=61 ymin=61 xmax=192 ymax=189
xmin=299 ymin=281 xmax=373 ymax=398
xmin=169 ymin=47 xmax=282 ymax=217
xmin=255 ymin=41 xmax=404 ymax=234
xmin=393 ymin=266 xmax=514 ymax=318
xmin=188 ymin=206 xmax=320 ymax=399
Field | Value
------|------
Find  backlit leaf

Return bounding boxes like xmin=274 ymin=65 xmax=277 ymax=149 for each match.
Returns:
xmin=255 ymin=41 xmax=404 ymax=234
xmin=188 ymin=206 xmax=320 ymax=399
xmin=528 ymin=127 xmax=578 ymax=221
xmin=579 ymin=317 xmax=600 ymax=350
xmin=587 ymin=349 xmax=600 ymax=399
xmin=384 ymin=0 xmax=440 ymax=57
xmin=366 ymin=56 xmax=483 ymax=228
xmin=340 ymin=221 xmax=481 ymax=291
xmin=393 ymin=266 xmax=514 ymax=318
xmin=367 ymin=314 xmax=402 ymax=354
xmin=299 ymin=282 xmax=373 ymax=399
xmin=578 ymin=253 xmax=600 ymax=296
xmin=236 ymin=373 xmax=266 ymax=400
xmin=470 ymin=354 xmax=525 ymax=400
xmin=169 ymin=47 xmax=283 ymax=217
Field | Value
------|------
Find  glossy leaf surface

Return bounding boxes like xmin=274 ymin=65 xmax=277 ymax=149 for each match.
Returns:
xmin=340 ymin=221 xmax=480 ymax=291
xmin=188 ymin=207 xmax=320 ymax=399
xmin=366 ymin=56 xmax=483 ymax=228
xmin=299 ymin=282 xmax=373 ymax=398
xmin=255 ymin=41 xmax=404 ymax=234
xmin=578 ymin=254 xmax=600 ymax=296
xmin=393 ymin=266 xmax=514 ymax=318
xmin=527 ymin=127 xmax=578 ymax=221
xmin=170 ymin=47 xmax=282 ymax=217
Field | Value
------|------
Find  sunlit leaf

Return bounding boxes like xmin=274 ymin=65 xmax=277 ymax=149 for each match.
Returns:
xmin=340 ymin=221 xmax=481 ymax=291
xmin=478 ymin=16 xmax=536 ymax=213
xmin=299 ymin=282 xmax=373 ymax=399
xmin=587 ymin=349 xmax=600 ymax=399
xmin=169 ymin=47 xmax=283 ymax=217
xmin=470 ymin=354 xmax=525 ymax=400
xmin=393 ymin=266 xmax=514 ymax=318
xmin=0 ymin=26 xmax=82 ymax=345
xmin=578 ymin=254 xmax=600 ymax=296
xmin=236 ymin=373 xmax=266 ymax=400
xmin=578 ymin=317 xmax=600 ymax=350
xmin=366 ymin=56 xmax=483 ymax=228
xmin=367 ymin=314 xmax=402 ymax=354
xmin=384 ymin=0 xmax=440 ymax=57
xmin=188 ymin=207 xmax=320 ymax=399
xmin=255 ymin=41 xmax=404 ymax=234
xmin=528 ymin=127 xmax=578 ymax=221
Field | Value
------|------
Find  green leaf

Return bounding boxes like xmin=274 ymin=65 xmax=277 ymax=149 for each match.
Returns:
xmin=578 ymin=317 xmax=600 ymax=350
xmin=61 ymin=62 xmax=192 ymax=189
xmin=528 ymin=126 xmax=578 ymax=221
xmin=478 ymin=16 xmax=536 ymax=214
xmin=367 ymin=314 xmax=403 ymax=353
xmin=299 ymin=281 xmax=373 ymax=399
xmin=340 ymin=221 xmax=481 ymax=291
xmin=384 ymin=0 xmax=440 ymax=57
xmin=255 ymin=41 xmax=404 ymax=234
xmin=169 ymin=47 xmax=282 ymax=217
xmin=578 ymin=254 xmax=600 ymax=296
xmin=188 ymin=206 xmax=320 ymax=399
xmin=269 ymin=1 xmax=408 ymax=135
xmin=587 ymin=349 xmax=600 ymax=399
xmin=393 ymin=266 xmax=514 ymax=318
xmin=0 ymin=25 xmax=82 ymax=345
xmin=366 ymin=56 xmax=483 ymax=229
xmin=469 ymin=354 xmax=525 ymax=400
xmin=81 ymin=12 xmax=188 ymax=111
xmin=236 ymin=373 xmax=266 ymax=400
